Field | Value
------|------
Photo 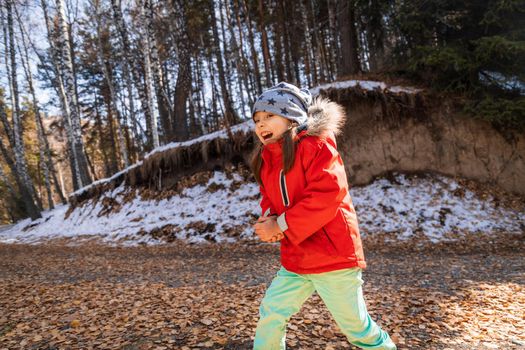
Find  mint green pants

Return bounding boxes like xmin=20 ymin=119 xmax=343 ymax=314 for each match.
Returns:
xmin=253 ymin=266 xmax=396 ymax=350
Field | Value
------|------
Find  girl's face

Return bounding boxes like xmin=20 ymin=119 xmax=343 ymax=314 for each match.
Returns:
xmin=253 ymin=111 xmax=292 ymax=145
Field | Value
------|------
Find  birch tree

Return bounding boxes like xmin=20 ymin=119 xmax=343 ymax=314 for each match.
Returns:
xmin=55 ymin=0 xmax=92 ymax=187
xmin=40 ymin=0 xmax=82 ymax=190
xmin=2 ymin=0 xmax=41 ymax=219
xmin=16 ymin=20 xmax=54 ymax=209
xmin=143 ymin=0 xmax=173 ymax=143
xmin=136 ymin=0 xmax=159 ymax=149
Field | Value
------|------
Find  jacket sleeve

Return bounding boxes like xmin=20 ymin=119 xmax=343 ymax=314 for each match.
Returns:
xmin=259 ymin=184 xmax=277 ymax=217
xmin=276 ymin=139 xmax=348 ymax=246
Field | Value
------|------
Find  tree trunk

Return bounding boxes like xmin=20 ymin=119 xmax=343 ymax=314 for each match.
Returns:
xmin=123 ymin=69 xmax=141 ymax=160
xmin=144 ymin=0 xmax=174 ymax=143
xmin=117 ymin=93 xmax=134 ymax=164
xmin=338 ymin=0 xmax=361 ymax=76
xmin=257 ymin=0 xmax=272 ymax=85
xmin=169 ymin=0 xmax=191 ymax=141
xmin=327 ymin=0 xmax=340 ymax=77
xmin=15 ymin=9 xmax=55 ymax=209
xmin=102 ymin=92 xmax=120 ymax=174
xmin=0 ymin=106 xmax=42 ymax=220
xmin=232 ymin=0 xmax=255 ymax=104
xmin=40 ymin=0 xmax=81 ymax=191
xmin=210 ymin=0 xmax=238 ymax=131
xmin=241 ymin=0 xmax=262 ymax=93
xmin=285 ymin=1 xmax=301 ymax=85
xmin=136 ymin=0 xmax=160 ymax=149
xmin=94 ymin=0 xmax=129 ymax=169
xmin=224 ymin=0 xmax=247 ymax=118
xmin=195 ymin=48 xmax=210 ymax=131
xmin=319 ymin=25 xmax=334 ymax=80
xmin=67 ymin=23 xmax=83 ymax=136
xmin=305 ymin=0 xmax=320 ymax=84
xmin=111 ymin=0 xmax=154 ymax=152
xmin=364 ymin=0 xmax=387 ymax=72
xmin=55 ymin=0 xmax=92 ymax=188
xmin=205 ymin=45 xmax=219 ymax=131
xmin=42 ymin=114 xmax=67 ymax=204
xmin=4 ymin=0 xmax=41 ymax=219
xmin=218 ymin=0 xmax=235 ymax=97
xmin=299 ymin=0 xmax=313 ymax=87
xmin=93 ymin=91 xmax=112 ymax=178
xmin=279 ymin=0 xmax=294 ymax=82
xmin=0 ymin=14 xmax=14 ymax=148
xmin=271 ymin=2 xmax=285 ymax=83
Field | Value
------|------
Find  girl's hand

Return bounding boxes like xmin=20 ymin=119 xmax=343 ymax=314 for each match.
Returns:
xmin=253 ymin=216 xmax=284 ymax=243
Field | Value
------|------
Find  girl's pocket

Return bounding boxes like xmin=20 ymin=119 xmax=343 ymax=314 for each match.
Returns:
xmin=324 ymin=210 xmax=355 ymax=257
xmin=300 ymin=229 xmax=339 ymax=257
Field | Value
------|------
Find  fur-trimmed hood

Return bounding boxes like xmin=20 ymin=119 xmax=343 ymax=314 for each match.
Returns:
xmin=299 ymin=96 xmax=347 ymax=138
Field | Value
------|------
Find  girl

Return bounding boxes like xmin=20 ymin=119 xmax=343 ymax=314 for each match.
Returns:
xmin=250 ymin=82 xmax=396 ymax=350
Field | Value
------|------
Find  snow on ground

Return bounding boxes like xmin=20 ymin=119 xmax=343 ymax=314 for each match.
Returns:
xmin=68 ymin=121 xmax=254 ymax=199
xmin=352 ymin=174 xmax=523 ymax=242
xmin=0 ymin=172 xmax=522 ymax=246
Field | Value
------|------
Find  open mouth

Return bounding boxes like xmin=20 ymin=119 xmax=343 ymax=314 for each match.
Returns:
xmin=261 ymin=131 xmax=273 ymax=140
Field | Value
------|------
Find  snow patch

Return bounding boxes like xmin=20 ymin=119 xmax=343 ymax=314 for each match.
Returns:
xmin=1 ymin=172 xmax=522 ymax=246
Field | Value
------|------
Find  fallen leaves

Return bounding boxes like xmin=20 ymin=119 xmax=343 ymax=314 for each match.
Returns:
xmin=200 ymin=318 xmax=214 ymax=326
xmin=0 ymin=235 xmax=524 ymax=349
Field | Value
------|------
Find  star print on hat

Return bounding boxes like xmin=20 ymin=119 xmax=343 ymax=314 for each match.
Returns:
xmin=252 ymin=81 xmax=313 ymax=125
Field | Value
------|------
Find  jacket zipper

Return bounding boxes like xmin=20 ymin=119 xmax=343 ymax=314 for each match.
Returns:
xmin=279 ymin=169 xmax=289 ymax=207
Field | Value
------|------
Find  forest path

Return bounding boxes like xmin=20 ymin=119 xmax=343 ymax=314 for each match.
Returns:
xmin=0 ymin=233 xmax=523 ymax=350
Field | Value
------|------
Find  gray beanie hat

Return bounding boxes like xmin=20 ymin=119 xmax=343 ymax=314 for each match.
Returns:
xmin=251 ymin=81 xmax=313 ymax=125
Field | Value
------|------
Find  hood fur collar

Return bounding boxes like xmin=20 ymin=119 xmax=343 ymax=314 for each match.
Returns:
xmin=299 ymin=96 xmax=347 ymax=138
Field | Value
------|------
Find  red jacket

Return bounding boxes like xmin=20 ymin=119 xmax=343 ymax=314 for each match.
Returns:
xmin=258 ymin=97 xmax=366 ymax=274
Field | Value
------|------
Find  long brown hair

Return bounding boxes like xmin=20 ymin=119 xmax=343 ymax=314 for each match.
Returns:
xmin=250 ymin=123 xmax=299 ymax=185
